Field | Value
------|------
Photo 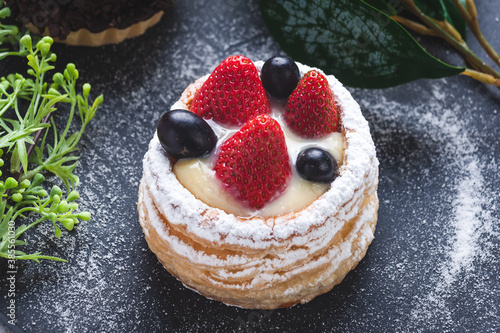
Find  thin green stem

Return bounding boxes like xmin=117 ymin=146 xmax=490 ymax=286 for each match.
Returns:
xmin=392 ymin=15 xmax=440 ymax=37
xmin=27 ymin=52 xmax=47 ymax=126
xmin=11 ymin=206 xmax=42 ymax=222
xmin=0 ymin=84 xmax=21 ymax=118
xmin=62 ymin=99 xmax=76 ymax=139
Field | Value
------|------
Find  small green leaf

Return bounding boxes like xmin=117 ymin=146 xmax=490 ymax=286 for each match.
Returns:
xmin=9 ymin=145 xmax=20 ymax=173
xmin=0 ymin=219 xmax=8 ymax=238
xmin=14 ymin=224 xmax=30 ymax=237
xmin=16 ymin=138 xmax=28 ymax=174
xmin=259 ymin=0 xmax=465 ymax=88
xmin=14 ymin=249 xmax=29 ymax=256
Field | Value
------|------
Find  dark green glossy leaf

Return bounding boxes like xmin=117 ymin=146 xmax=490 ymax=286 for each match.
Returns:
xmin=363 ymin=0 xmax=398 ymax=16
xmin=414 ymin=0 xmax=444 ymax=20
xmin=259 ymin=0 xmax=465 ymax=88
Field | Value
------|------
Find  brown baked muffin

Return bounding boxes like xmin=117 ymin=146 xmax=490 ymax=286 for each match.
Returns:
xmin=4 ymin=0 xmax=173 ymax=46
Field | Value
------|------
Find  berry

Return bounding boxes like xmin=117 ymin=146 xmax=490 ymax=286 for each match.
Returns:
xmin=214 ymin=114 xmax=291 ymax=209
xmin=157 ymin=110 xmax=217 ymax=160
xmin=190 ymin=55 xmax=271 ymax=127
xmin=296 ymin=147 xmax=338 ymax=183
xmin=284 ymin=70 xmax=339 ymax=138
xmin=261 ymin=55 xmax=300 ymax=99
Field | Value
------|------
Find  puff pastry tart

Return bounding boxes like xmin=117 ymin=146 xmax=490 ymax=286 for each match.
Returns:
xmin=138 ymin=55 xmax=379 ymax=309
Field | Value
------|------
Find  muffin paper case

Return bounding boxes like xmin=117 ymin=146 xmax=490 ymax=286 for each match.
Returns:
xmin=4 ymin=0 xmax=173 ymax=46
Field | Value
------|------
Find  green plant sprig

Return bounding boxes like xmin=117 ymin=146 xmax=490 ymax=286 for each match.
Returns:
xmin=18 ymin=37 xmax=104 ymax=190
xmin=0 ymin=171 xmax=90 ymax=262
xmin=0 ymin=4 xmax=103 ymax=262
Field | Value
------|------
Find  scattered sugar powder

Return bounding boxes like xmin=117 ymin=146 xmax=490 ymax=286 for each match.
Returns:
xmin=352 ymin=77 xmax=499 ymax=331
xmin=409 ymin=108 xmax=497 ymax=327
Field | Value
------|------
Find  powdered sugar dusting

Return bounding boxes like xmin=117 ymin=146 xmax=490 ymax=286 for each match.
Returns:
xmin=410 ymin=105 xmax=497 ymax=327
xmin=352 ymin=77 xmax=499 ymax=331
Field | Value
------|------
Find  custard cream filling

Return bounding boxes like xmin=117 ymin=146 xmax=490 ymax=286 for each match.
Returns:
xmin=173 ymin=101 xmax=344 ymax=218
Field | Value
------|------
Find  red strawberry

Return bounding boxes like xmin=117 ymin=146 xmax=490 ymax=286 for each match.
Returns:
xmin=214 ymin=114 xmax=291 ymax=209
xmin=283 ymin=70 xmax=339 ymax=138
xmin=190 ymin=55 xmax=271 ymax=127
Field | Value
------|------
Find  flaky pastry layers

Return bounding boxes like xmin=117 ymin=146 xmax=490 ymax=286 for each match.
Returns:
xmin=138 ymin=62 xmax=379 ymax=309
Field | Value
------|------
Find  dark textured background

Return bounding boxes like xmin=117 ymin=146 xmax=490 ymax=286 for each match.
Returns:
xmin=1 ymin=0 xmax=499 ymax=332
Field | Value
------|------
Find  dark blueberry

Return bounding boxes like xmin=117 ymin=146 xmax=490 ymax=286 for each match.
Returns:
xmin=261 ymin=56 xmax=300 ymax=99
xmin=157 ymin=110 xmax=217 ymax=160
xmin=296 ymin=147 xmax=339 ymax=183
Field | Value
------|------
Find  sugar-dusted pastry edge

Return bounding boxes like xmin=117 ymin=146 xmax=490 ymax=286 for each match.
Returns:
xmin=138 ymin=168 xmax=378 ymax=309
